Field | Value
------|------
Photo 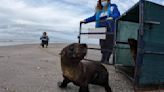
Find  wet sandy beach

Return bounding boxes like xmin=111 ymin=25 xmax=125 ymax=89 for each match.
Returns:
xmin=0 ymin=43 xmax=161 ymax=92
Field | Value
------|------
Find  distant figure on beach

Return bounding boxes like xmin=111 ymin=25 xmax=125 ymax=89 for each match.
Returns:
xmin=40 ymin=32 xmax=49 ymax=48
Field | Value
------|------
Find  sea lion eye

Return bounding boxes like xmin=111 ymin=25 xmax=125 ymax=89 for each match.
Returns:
xmin=70 ymin=46 xmax=74 ymax=51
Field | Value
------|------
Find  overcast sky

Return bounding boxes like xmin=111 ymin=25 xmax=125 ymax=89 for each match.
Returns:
xmin=0 ymin=0 xmax=164 ymax=36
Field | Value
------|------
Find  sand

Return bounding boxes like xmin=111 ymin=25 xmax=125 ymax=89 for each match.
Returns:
xmin=0 ymin=43 xmax=161 ymax=92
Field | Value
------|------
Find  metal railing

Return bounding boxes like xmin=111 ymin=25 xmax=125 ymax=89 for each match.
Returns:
xmin=78 ymin=20 xmax=114 ymax=51
xmin=78 ymin=20 xmax=115 ymax=64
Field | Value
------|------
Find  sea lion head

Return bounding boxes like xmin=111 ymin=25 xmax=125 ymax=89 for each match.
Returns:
xmin=61 ymin=43 xmax=87 ymax=60
xmin=128 ymin=39 xmax=137 ymax=47
xmin=128 ymin=38 xmax=137 ymax=61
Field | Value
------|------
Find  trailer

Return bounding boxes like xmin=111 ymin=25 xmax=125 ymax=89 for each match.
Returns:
xmin=114 ymin=0 xmax=164 ymax=90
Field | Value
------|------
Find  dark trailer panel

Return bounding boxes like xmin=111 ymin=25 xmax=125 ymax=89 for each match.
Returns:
xmin=115 ymin=0 xmax=164 ymax=90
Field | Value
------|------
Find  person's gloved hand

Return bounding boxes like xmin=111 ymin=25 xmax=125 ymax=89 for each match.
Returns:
xmin=107 ymin=17 xmax=113 ymax=20
xmin=80 ymin=20 xmax=86 ymax=24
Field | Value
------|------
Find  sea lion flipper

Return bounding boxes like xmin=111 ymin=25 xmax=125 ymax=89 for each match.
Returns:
xmin=57 ymin=77 xmax=70 ymax=88
xmin=79 ymin=85 xmax=89 ymax=92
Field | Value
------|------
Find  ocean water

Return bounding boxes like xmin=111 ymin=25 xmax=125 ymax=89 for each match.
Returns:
xmin=0 ymin=28 xmax=98 ymax=46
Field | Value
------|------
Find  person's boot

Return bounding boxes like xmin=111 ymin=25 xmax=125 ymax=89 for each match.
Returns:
xmin=101 ymin=54 xmax=105 ymax=63
xmin=103 ymin=53 xmax=109 ymax=64
xmin=42 ymin=44 xmax=44 ymax=48
xmin=45 ymin=42 xmax=48 ymax=48
xmin=101 ymin=52 xmax=108 ymax=64
xmin=106 ymin=53 xmax=110 ymax=63
xmin=101 ymin=52 xmax=113 ymax=64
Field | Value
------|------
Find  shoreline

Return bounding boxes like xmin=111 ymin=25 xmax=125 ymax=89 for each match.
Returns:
xmin=0 ymin=42 xmax=69 ymax=47
xmin=0 ymin=41 xmax=99 ymax=47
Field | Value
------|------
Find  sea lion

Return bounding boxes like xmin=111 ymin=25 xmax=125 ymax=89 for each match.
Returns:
xmin=58 ymin=43 xmax=112 ymax=92
xmin=128 ymin=39 xmax=138 ymax=64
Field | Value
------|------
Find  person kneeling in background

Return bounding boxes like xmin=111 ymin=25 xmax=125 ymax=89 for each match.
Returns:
xmin=40 ymin=32 xmax=49 ymax=48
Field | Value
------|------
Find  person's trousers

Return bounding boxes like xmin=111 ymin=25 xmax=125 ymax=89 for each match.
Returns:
xmin=41 ymin=41 xmax=48 ymax=48
xmin=100 ymin=34 xmax=114 ymax=64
